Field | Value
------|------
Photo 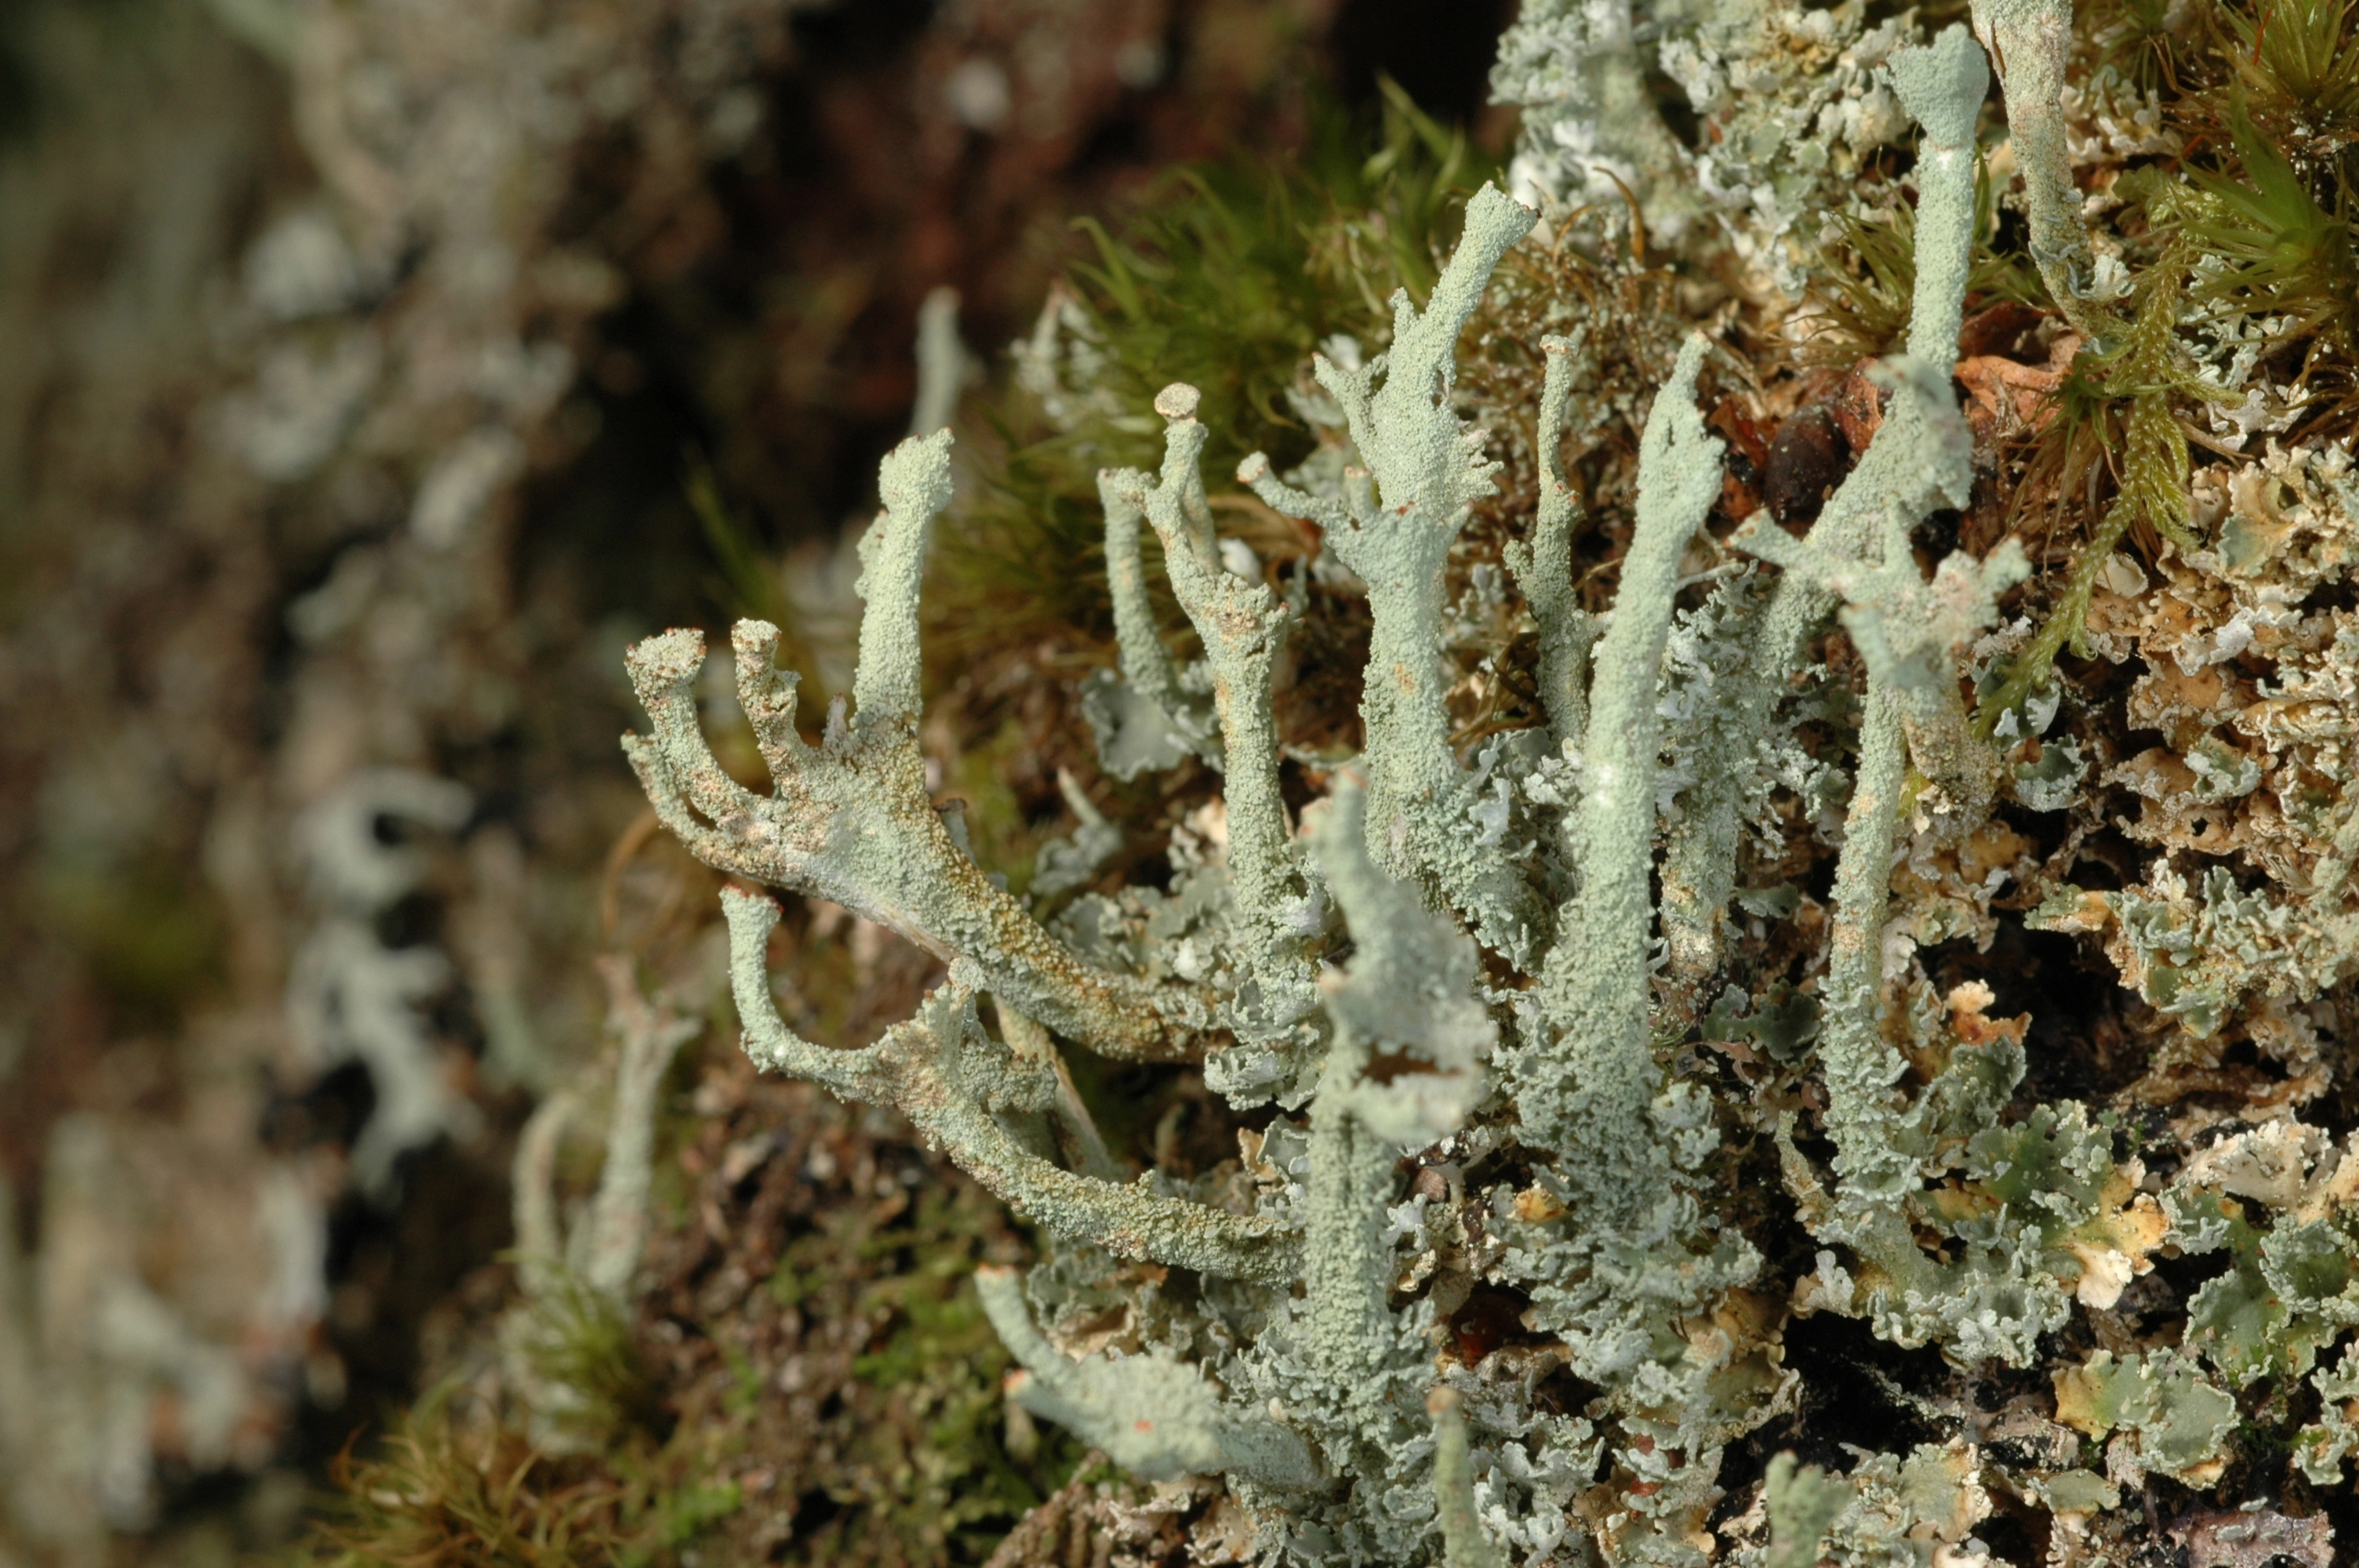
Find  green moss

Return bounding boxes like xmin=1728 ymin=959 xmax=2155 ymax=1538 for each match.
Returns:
xmin=685 ymin=451 xmax=796 ymax=643
xmin=514 ymin=1269 xmax=665 ymax=1446
xmin=303 ymin=1383 xmax=733 ymax=1568
xmin=2088 ymin=0 xmax=2183 ymax=85
xmin=783 ymin=1185 xmax=1085 ymax=1564
xmin=935 ymin=419 xmax=1118 ymax=656
xmin=1060 ymin=78 xmax=1496 ymax=477
xmin=2186 ymin=111 xmax=2359 ymax=349
xmin=314 ymin=1136 xmax=1076 ymax=1568
xmin=2219 ymin=0 xmax=2359 ymax=152
xmin=645 ymin=1481 xmax=743 ymax=1555
xmin=1975 ymin=253 xmax=2210 ymax=739
xmin=716 ymin=1344 xmax=765 ymax=1422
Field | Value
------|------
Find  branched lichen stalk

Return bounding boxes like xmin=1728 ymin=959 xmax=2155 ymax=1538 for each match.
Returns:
xmin=1525 ymin=334 xmax=1720 ymax=1222
xmin=1890 ymin=27 xmax=1991 ymax=367
xmin=1300 ymin=783 xmax=1481 ymax=1389
xmin=852 ymin=432 xmax=955 ymax=734
xmin=1253 ymin=184 xmax=1543 ymax=958
xmin=1302 ymin=1082 xmax=1399 ymax=1390
xmin=722 ymin=887 xmax=1298 ymax=1283
xmin=1098 ymin=466 xmax=1219 ymax=769
xmin=1728 ymin=488 xmax=2027 ymax=821
xmin=1122 ymin=384 xmax=1319 ymax=1033
xmin=1731 ymin=497 xmax=2025 ymax=1194
xmin=621 ymin=431 xmax=1212 ymax=1062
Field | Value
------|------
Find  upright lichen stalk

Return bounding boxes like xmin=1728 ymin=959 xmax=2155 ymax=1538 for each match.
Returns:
xmin=1521 ymin=333 xmax=1719 ymax=1228
xmin=1107 ymin=384 xmax=1320 ymax=1045
xmin=1241 ymin=186 xmax=1545 ymax=962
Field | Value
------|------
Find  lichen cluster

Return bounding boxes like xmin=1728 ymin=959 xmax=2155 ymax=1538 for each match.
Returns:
xmin=620 ymin=0 xmax=2359 ymax=1561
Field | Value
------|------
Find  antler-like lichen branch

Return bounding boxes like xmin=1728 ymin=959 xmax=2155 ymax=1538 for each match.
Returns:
xmin=1969 ymin=0 xmax=2105 ymax=338
xmin=1092 ymin=458 xmax=1221 ymax=779
xmin=622 ymin=432 xmax=1207 ymax=1062
xmin=722 ymin=887 xmax=1296 ymax=1282
xmin=1116 ymin=384 xmax=1321 ymax=1038
xmin=1299 ymin=782 xmax=1494 ymax=1397
xmin=1729 ymin=489 xmax=2028 ymax=818
xmin=1503 ymin=334 xmax=1600 ymax=748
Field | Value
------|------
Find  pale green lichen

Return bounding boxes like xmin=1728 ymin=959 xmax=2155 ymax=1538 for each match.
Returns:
xmin=1500 ymin=335 xmax=1599 ymax=748
xmin=612 ymin=5 xmax=2359 ymax=1557
xmin=722 ymin=887 xmax=1296 ymax=1285
xmin=623 ymin=441 xmax=1209 ymax=1066
xmin=2034 ymin=865 xmax=2359 ymax=1038
xmin=2296 ymin=1343 xmax=2359 ymax=1485
xmin=503 ymin=957 xmax=694 ymax=1447
xmin=1114 ymin=384 xmax=1321 ymax=1052
xmin=976 ymin=1264 xmax=1321 ymax=1488
xmin=1518 ymin=331 xmax=1721 ymax=1225
xmin=1241 ymin=183 xmax=1544 ymax=963
xmin=1760 ymin=1453 xmax=1848 ymax=1568
xmin=1428 ymin=1390 xmax=1506 ymax=1568
xmin=1082 ymin=458 xmax=1222 ymax=781
xmin=2053 ymin=1348 xmax=2239 ymax=1486
xmin=1747 ymin=1443 xmax=1994 ymax=1567
xmin=2161 ymin=1122 xmax=2359 ymax=1392
xmin=1970 ymin=0 xmax=2117 ymax=335
xmin=1492 ymin=0 xmax=1707 ymax=242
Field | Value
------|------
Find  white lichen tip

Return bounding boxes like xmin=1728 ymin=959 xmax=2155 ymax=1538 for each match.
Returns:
xmin=876 ymin=425 xmax=957 ymax=522
xmin=624 ymin=624 xmax=706 ymax=699
xmin=1884 ymin=25 xmax=1990 ymax=151
xmin=1154 ymin=382 xmax=1201 ymax=420
xmin=856 ymin=428 xmax=958 ymax=729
